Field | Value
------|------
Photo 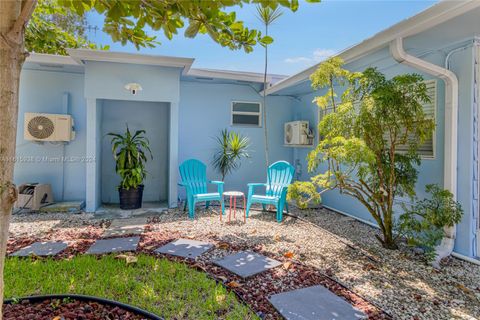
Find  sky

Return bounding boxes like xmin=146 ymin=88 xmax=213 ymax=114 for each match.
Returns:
xmin=86 ymin=0 xmax=439 ymax=76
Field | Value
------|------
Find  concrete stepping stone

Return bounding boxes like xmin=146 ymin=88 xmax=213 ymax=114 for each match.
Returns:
xmin=269 ymin=285 xmax=366 ymax=320
xmin=86 ymin=236 xmax=140 ymax=255
xmin=11 ymin=241 xmax=67 ymax=257
xmin=155 ymin=239 xmax=213 ymax=259
xmin=103 ymin=218 xmax=147 ymax=237
xmin=214 ymin=251 xmax=281 ymax=278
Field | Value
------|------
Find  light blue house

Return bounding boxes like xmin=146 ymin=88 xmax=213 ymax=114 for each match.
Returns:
xmin=15 ymin=1 xmax=480 ymax=262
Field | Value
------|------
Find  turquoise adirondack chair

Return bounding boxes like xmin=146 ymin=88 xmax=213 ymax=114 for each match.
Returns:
xmin=179 ymin=159 xmax=225 ymax=219
xmin=246 ymin=161 xmax=295 ymax=222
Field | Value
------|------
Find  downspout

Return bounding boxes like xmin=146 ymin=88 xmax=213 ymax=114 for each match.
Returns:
xmin=390 ymin=37 xmax=459 ymax=268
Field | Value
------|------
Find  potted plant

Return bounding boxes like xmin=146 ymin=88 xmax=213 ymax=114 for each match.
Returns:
xmin=108 ymin=125 xmax=152 ymax=210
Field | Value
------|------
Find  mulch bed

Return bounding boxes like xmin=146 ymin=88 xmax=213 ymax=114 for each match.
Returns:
xmin=7 ymin=219 xmax=391 ymax=320
xmin=3 ymin=298 xmax=149 ymax=320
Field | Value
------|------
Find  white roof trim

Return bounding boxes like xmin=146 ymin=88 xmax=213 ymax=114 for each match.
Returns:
xmin=187 ymin=68 xmax=286 ymax=83
xmin=26 ymin=53 xmax=79 ymax=66
xmin=265 ymin=0 xmax=480 ymax=96
xmin=67 ymin=49 xmax=195 ymax=75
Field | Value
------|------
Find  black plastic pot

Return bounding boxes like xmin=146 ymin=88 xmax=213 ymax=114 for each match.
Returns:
xmin=119 ymin=185 xmax=144 ymax=210
xmin=3 ymin=294 xmax=163 ymax=319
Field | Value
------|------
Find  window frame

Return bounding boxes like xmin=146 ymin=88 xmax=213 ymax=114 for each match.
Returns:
xmin=230 ymin=100 xmax=262 ymax=127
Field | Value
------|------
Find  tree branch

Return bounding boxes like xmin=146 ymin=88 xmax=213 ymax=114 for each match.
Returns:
xmin=7 ymin=0 xmax=37 ymax=44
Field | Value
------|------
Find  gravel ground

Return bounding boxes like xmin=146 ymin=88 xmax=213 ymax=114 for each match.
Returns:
xmin=9 ymin=206 xmax=480 ymax=320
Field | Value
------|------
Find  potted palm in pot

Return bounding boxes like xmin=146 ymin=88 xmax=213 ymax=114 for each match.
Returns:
xmin=108 ymin=125 xmax=152 ymax=210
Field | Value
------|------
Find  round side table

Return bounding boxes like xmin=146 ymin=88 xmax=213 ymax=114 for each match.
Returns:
xmin=222 ymin=191 xmax=246 ymax=223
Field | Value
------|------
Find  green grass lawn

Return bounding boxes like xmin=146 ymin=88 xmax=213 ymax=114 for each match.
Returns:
xmin=4 ymin=254 xmax=257 ymax=319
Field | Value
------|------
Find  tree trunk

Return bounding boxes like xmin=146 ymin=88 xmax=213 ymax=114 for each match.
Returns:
xmin=262 ymin=24 xmax=269 ymax=167
xmin=0 ymin=1 xmax=36 ymax=318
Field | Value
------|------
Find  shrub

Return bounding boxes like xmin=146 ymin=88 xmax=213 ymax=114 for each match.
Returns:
xmin=399 ymin=184 xmax=463 ymax=261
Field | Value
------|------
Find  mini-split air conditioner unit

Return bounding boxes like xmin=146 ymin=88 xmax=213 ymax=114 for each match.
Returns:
xmin=24 ymin=113 xmax=75 ymax=142
xmin=284 ymin=121 xmax=310 ymax=145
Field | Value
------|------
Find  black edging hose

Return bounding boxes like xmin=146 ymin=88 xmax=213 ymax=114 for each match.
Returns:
xmin=4 ymin=294 xmax=164 ymax=320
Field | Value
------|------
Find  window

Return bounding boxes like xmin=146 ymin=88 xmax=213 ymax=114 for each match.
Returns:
xmin=231 ymin=101 xmax=261 ymax=127
xmin=317 ymin=80 xmax=436 ymax=158
xmin=395 ymin=79 xmax=436 ymax=158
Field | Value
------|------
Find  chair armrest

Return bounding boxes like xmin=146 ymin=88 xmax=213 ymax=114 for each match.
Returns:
xmin=209 ymin=180 xmax=224 ymax=194
xmin=247 ymin=183 xmax=267 ymax=188
xmin=247 ymin=183 xmax=266 ymax=198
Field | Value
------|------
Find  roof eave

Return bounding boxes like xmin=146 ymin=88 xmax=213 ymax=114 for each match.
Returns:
xmin=264 ymin=0 xmax=480 ymax=96
xmin=67 ymin=49 xmax=195 ymax=75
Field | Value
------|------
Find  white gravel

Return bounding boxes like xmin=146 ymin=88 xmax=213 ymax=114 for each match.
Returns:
xmin=9 ymin=206 xmax=480 ymax=319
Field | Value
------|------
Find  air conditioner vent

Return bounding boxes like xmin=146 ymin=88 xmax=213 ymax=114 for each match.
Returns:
xmin=24 ymin=113 xmax=75 ymax=142
xmin=27 ymin=115 xmax=55 ymax=139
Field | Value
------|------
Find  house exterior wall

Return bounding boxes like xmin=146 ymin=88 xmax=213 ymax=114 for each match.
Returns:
xmin=178 ymin=81 xmax=295 ymax=196
xmin=14 ymin=64 xmax=295 ymax=212
xmin=15 ymin=68 xmax=86 ymax=202
xmin=290 ymin=40 xmax=477 ymax=257
xmin=83 ymin=61 xmax=182 ymax=210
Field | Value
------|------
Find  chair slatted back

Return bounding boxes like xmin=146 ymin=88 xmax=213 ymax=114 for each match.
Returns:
xmin=266 ymin=161 xmax=295 ymax=198
xmin=179 ymin=159 xmax=208 ymax=195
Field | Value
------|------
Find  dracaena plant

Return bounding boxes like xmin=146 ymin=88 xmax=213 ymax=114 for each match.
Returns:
xmin=108 ymin=125 xmax=152 ymax=190
xmin=213 ymin=129 xmax=250 ymax=181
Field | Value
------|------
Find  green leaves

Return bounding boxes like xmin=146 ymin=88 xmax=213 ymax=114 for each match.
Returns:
xmin=289 ymin=57 xmax=436 ymax=249
xmin=212 ymin=129 xmax=250 ymax=181
xmin=287 ymin=181 xmax=321 ymax=209
xmin=52 ymin=0 xmax=311 ymax=53
xmin=26 ymin=0 xmax=106 ymax=55
xmin=399 ymin=184 xmax=463 ymax=261
xmin=107 ymin=125 xmax=152 ymax=190
xmin=259 ymin=35 xmax=274 ymax=45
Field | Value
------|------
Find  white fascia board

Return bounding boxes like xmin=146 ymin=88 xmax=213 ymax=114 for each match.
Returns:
xmin=67 ymin=49 xmax=195 ymax=75
xmin=264 ymin=0 xmax=480 ymax=96
xmin=26 ymin=53 xmax=80 ymax=66
xmin=187 ymin=68 xmax=287 ymax=83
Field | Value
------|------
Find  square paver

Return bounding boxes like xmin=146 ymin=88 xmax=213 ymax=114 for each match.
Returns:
xmin=155 ymin=239 xmax=213 ymax=259
xmin=11 ymin=241 xmax=68 ymax=257
xmin=86 ymin=236 xmax=140 ymax=255
xmin=103 ymin=218 xmax=147 ymax=237
xmin=269 ymin=285 xmax=366 ymax=320
xmin=214 ymin=251 xmax=281 ymax=278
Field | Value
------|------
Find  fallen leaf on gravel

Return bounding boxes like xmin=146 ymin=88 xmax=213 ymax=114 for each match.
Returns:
xmin=193 ymin=263 xmax=207 ymax=272
xmin=456 ymin=283 xmax=477 ymax=299
xmin=274 ymin=235 xmax=281 ymax=242
xmin=283 ymin=251 xmax=294 ymax=259
xmin=143 ymin=245 xmax=157 ymax=251
xmin=226 ymin=281 xmax=242 ymax=288
xmin=251 ymin=229 xmax=257 ymax=234
xmin=218 ymin=242 xmax=230 ymax=250
xmin=456 ymin=283 xmax=473 ymax=294
xmin=283 ymin=261 xmax=292 ymax=270
xmin=52 ymin=317 xmax=62 ymax=320
xmin=217 ymin=275 xmax=228 ymax=282
xmin=362 ymin=263 xmax=378 ymax=271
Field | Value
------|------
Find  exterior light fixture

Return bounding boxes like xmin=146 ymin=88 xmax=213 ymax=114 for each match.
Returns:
xmin=124 ymin=83 xmax=142 ymax=95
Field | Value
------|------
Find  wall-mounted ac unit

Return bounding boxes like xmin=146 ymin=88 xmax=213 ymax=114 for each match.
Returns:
xmin=284 ymin=121 xmax=309 ymax=145
xmin=24 ymin=113 xmax=75 ymax=142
